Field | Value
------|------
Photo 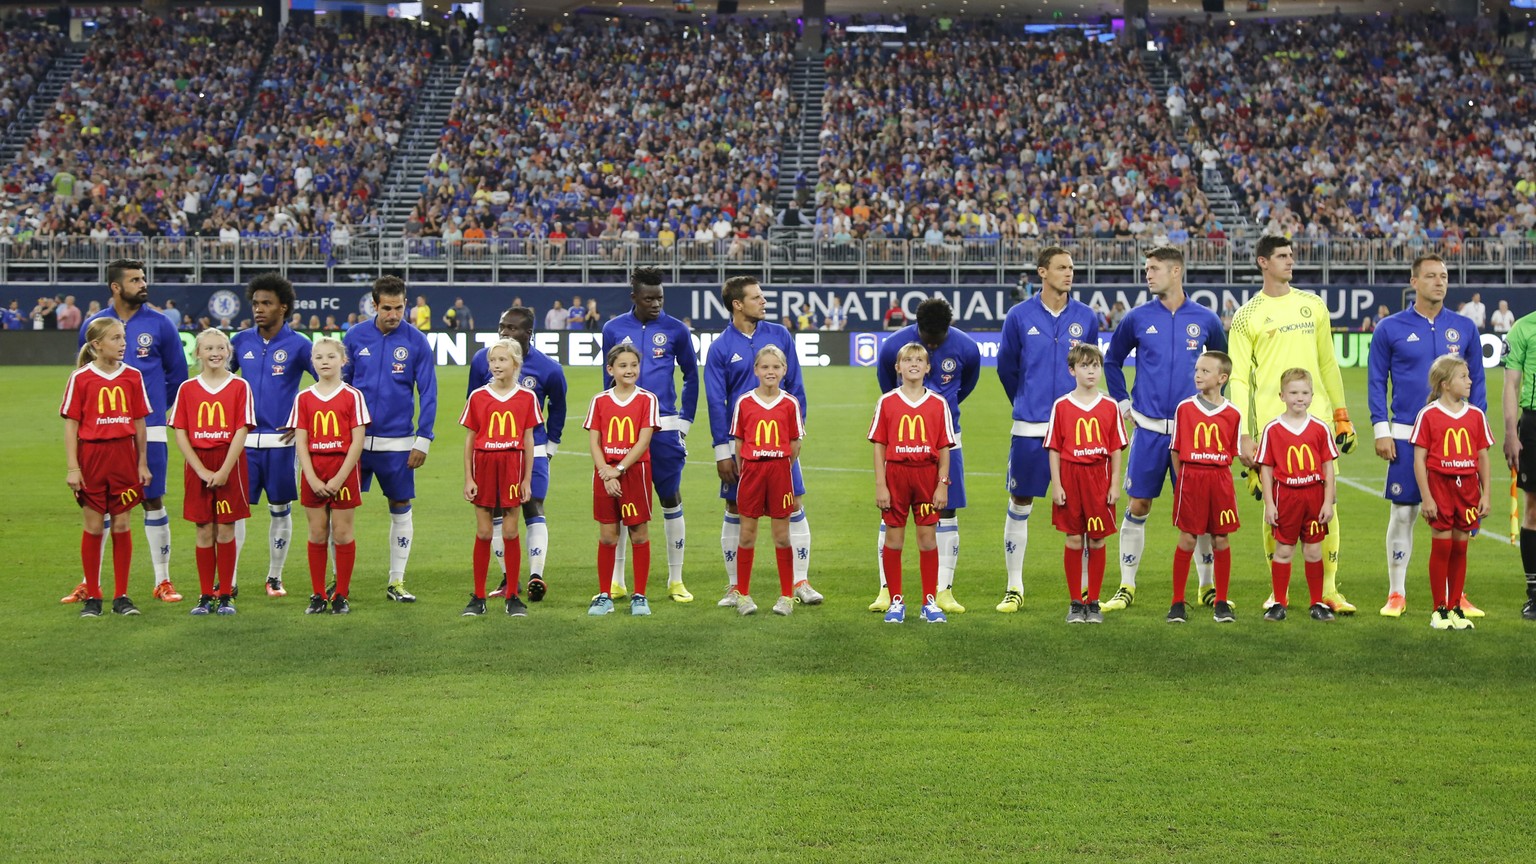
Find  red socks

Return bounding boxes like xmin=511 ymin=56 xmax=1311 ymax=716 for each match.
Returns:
xmin=197 ymin=545 xmax=217 ymax=597
xmin=504 ymin=535 xmax=522 ymax=596
xmin=1064 ymin=546 xmax=1104 ymax=602
xmin=111 ymin=531 xmax=132 ymax=599
xmin=597 ymin=542 xmax=616 ymax=596
xmin=1449 ymin=539 xmax=1468 ymax=608
xmin=1304 ymin=559 xmax=1324 ymax=606
xmin=1270 ymin=560 xmax=1289 ymax=607
xmin=1172 ymin=547 xmax=1193 ymax=604
xmin=473 ymin=537 xmax=492 ymax=598
xmin=333 ymin=541 xmax=355 ymax=599
xmin=632 ymin=541 xmax=651 ymax=597
xmin=736 ymin=547 xmax=754 ymax=594
xmin=307 ymin=541 xmax=327 ymax=597
xmin=1213 ymin=547 xmax=1231 ymax=603
xmin=919 ymin=547 xmax=938 ymax=602
xmin=216 ymin=540 xmax=236 ymax=598
xmin=1429 ymin=537 xmax=1451 ymax=608
xmin=882 ymin=546 xmax=904 ymax=598
xmin=776 ymin=547 xmax=794 ymax=597
xmin=81 ymin=531 xmax=103 ymax=600
xmin=1086 ymin=546 xmax=1105 ymax=602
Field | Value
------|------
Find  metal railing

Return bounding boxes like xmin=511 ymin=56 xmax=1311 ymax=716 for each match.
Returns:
xmin=1 ymin=235 xmax=1531 ymax=284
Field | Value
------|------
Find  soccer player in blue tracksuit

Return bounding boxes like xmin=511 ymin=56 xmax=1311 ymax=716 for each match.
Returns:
xmin=870 ymin=297 xmax=980 ymax=614
xmin=229 ymin=272 xmax=314 ymax=597
xmin=704 ymin=275 xmax=823 ymax=607
xmin=1102 ymin=246 xmax=1227 ymax=612
xmin=601 ymin=267 xmax=700 ymax=601
xmin=66 ymin=258 xmax=190 ymax=606
xmin=343 ymin=276 xmax=437 ymax=603
xmin=996 ymin=246 xmax=1101 ymax=613
xmin=1368 ymin=253 xmax=1488 ymax=618
xmin=467 ymin=305 xmax=566 ymax=601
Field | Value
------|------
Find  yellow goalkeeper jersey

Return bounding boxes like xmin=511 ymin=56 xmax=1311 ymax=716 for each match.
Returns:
xmin=1227 ymin=286 xmax=1348 ymax=439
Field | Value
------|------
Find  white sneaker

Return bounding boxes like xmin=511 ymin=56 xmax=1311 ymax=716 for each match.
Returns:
xmin=718 ymin=587 xmax=741 ymax=607
xmin=792 ymin=581 xmax=824 ymax=605
xmin=737 ymin=594 xmax=758 ymax=616
xmin=772 ymin=596 xmax=794 ymax=616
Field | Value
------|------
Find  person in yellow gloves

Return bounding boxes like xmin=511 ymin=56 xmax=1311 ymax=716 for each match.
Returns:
xmin=1228 ymin=235 xmax=1357 ymax=614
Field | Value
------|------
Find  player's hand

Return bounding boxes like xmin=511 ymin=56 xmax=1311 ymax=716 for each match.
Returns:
xmin=1374 ymin=437 xmax=1396 ymax=462
xmin=463 ymin=482 xmax=477 ymax=502
xmin=875 ymin=483 xmax=891 ymax=511
xmin=209 ymin=467 xmax=231 ymax=489
xmin=1420 ymin=498 xmax=1439 ymax=522
xmin=1243 ymin=469 xmax=1263 ymax=502
xmin=1264 ymin=501 xmax=1279 ymax=527
xmin=279 ymin=430 xmax=296 ymax=446
xmin=1317 ymin=503 xmax=1334 ymax=525
xmin=1052 ymin=486 xmax=1067 ymax=507
xmin=407 ymin=450 xmax=427 ymax=470
xmin=1478 ymin=494 xmax=1491 ymax=518
xmin=1333 ymin=409 xmax=1357 ymax=454
xmin=138 ymin=464 xmax=153 ymax=486
xmin=65 ymin=467 xmax=83 ymax=492
xmin=716 ymin=458 xmax=738 ymax=485
xmin=933 ymin=484 xmax=948 ymax=511
xmin=546 ymin=440 xmax=559 ymax=457
xmin=1238 ymin=435 xmax=1257 ymax=468
xmin=605 ymin=479 xmax=623 ymax=498
xmin=1505 ymin=436 xmax=1522 ymax=471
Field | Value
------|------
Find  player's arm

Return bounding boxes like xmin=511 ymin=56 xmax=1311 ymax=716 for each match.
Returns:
xmin=332 ymin=425 xmax=365 ymax=496
xmin=544 ymin=366 xmax=568 ymax=449
xmin=64 ymin=418 xmax=83 ymax=491
xmin=1314 ymin=298 xmax=1354 ymax=452
xmin=997 ymin=313 xmax=1021 ymax=401
xmin=875 ymin=339 xmax=898 ymax=393
xmin=957 ymin=340 xmax=980 ymax=404
xmin=1470 ymin=338 xmax=1489 ymax=413
xmin=212 ymin=427 xmax=249 ymax=487
xmin=173 ymin=427 xmax=209 ymax=484
xmin=466 ymin=351 xmax=486 ymax=400
xmin=708 ymin=354 xmax=736 ymax=476
xmin=519 ymin=426 xmax=534 ymax=493
xmin=1260 ymin=464 xmax=1277 ymax=525
xmin=934 ymin=446 xmax=950 ymax=510
xmin=1102 ymin=319 xmax=1134 ymax=413
xmin=600 ymin=326 xmax=616 ymax=391
xmin=1204 ymin=314 xmax=1229 ymax=353
xmin=408 ymin=341 xmax=438 ymax=467
xmin=1048 ymin=448 xmax=1065 ymax=506
xmin=1227 ymin=311 xmax=1256 ymax=462
xmin=1107 ymin=448 xmax=1123 ymax=507
xmin=1413 ymin=444 xmax=1436 ymax=521
xmin=134 ymin=417 xmax=151 ymax=486
xmin=1504 ymin=367 xmax=1523 ymax=470
xmin=1318 ymin=459 xmax=1336 ymax=525
xmin=676 ymin=325 xmax=700 ymax=431
xmin=1367 ymin=320 xmax=1394 ymax=461
xmin=463 ymin=430 xmax=477 ymax=501
xmin=164 ymin=320 xmax=189 ymax=415
xmin=1478 ymin=446 xmax=1492 ymax=517
xmin=873 ymin=442 xmax=890 ymax=509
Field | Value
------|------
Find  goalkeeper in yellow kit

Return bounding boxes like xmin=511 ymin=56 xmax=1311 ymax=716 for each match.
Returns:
xmin=1229 ymin=235 xmax=1358 ymax=613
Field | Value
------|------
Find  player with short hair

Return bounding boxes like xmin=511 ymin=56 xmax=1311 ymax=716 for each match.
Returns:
xmin=459 ymin=339 xmax=542 ymax=617
xmin=600 ymin=267 xmax=700 ymax=602
xmin=1102 ymin=246 xmax=1227 ymax=612
xmin=1411 ymin=355 xmax=1493 ymax=631
xmin=468 ymin=305 xmax=567 ymax=602
xmin=996 ymin=247 xmax=1101 ymax=612
xmin=705 ymin=276 xmax=823 ymax=607
xmin=343 ymin=276 xmax=437 ymax=602
xmin=171 ymin=328 xmax=256 ymax=616
xmin=585 ymin=344 xmax=661 ymax=616
xmin=1368 ymin=254 xmax=1487 ymax=617
xmin=63 ymin=318 xmax=154 ymax=617
xmin=1502 ymin=304 xmax=1536 ymax=620
xmin=869 ymin=297 xmax=979 ymax=615
xmin=870 ymin=342 xmax=956 ymax=624
xmin=1230 ymin=236 xmax=1357 ymax=614
xmin=727 ymin=345 xmax=805 ymax=617
xmin=230 ymin=272 xmax=314 ymax=598
xmin=66 ymin=259 xmax=189 ymax=605
xmin=1257 ymin=369 xmax=1339 ymax=623
xmin=1166 ymin=351 xmax=1242 ymax=624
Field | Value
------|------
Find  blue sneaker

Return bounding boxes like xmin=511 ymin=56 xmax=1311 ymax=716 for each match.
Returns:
xmin=588 ymin=594 xmax=614 ymax=616
xmin=884 ymin=595 xmax=906 ymax=624
xmin=630 ymin=594 xmax=651 ymax=616
xmin=921 ymin=599 xmax=947 ymax=624
xmin=190 ymin=596 xmax=215 ymax=616
xmin=216 ymin=598 xmax=236 ymax=616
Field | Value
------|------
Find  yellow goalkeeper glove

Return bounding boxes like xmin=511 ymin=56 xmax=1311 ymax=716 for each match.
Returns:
xmin=1333 ymin=408 xmax=1357 ymax=454
xmin=1242 ymin=469 xmax=1263 ymax=502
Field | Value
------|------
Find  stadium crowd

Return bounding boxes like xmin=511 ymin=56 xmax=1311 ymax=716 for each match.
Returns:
xmin=0 ymin=21 xmax=64 ymax=130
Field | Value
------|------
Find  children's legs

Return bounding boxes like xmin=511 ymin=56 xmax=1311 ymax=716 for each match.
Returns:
xmin=1429 ymin=530 xmax=1453 ymax=609
xmin=195 ymin=523 xmax=217 ymax=598
xmin=81 ymin=509 xmax=105 ymax=599
xmin=1062 ymin=534 xmax=1084 ymax=600
xmin=629 ymin=523 xmax=651 ymax=596
xmin=1302 ymin=542 xmax=1325 ymax=606
xmin=1194 ymin=533 xmax=1216 ymax=591
xmin=305 ymin=507 xmax=330 ymax=597
xmin=473 ymin=507 xmax=495 ymax=599
xmin=331 ymin=509 xmax=356 ymax=599
xmin=772 ymin=517 xmax=794 ymax=598
xmin=1085 ymin=538 xmax=1106 ymax=603
xmin=722 ymin=508 xmax=741 ymax=588
xmin=736 ymin=516 xmax=757 ymax=595
xmin=598 ymin=522 xmax=621 ymax=596
xmin=1212 ymin=535 xmax=1232 ymax=603
xmin=110 ymin=515 xmax=133 ymax=600
xmin=214 ymin=523 xmax=237 ymax=598
xmin=1172 ymin=532 xmax=1196 ymax=605
xmin=1270 ymin=542 xmax=1295 ymax=606
xmin=612 ymin=524 xmax=629 ymax=587
xmin=1449 ymin=530 xmax=1470 ymax=608
xmin=882 ymin=522 xmax=905 ymax=599
xmin=502 ymin=516 xmax=523 ymax=596
xmin=915 ymin=523 xmax=938 ymax=602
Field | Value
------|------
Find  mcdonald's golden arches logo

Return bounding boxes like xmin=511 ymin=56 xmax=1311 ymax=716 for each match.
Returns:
xmin=754 ymin=419 xmax=782 ymax=449
xmin=607 ymin=415 xmax=636 ymax=445
xmin=1307 ymin=520 xmax=1321 ymax=536
xmin=1086 ymin=516 xmax=1105 ymax=533
xmin=1286 ymin=445 xmax=1317 ymax=474
xmin=336 ymin=486 xmax=352 ymax=502
xmin=507 ymin=483 xmax=521 ymax=500
xmin=1194 ymin=422 xmax=1224 ymax=451
xmin=1218 ymin=509 xmax=1237 ymax=526
xmin=489 ymin=411 xmax=519 ymax=439
xmin=197 ymin=401 xmax=227 ymax=429
xmin=897 ymin=414 xmax=928 ymax=443
xmin=216 ymin=500 xmax=232 ymax=515
xmin=781 ymin=493 xmax=794 ymax=510
xmin=621 ymin=503 xmax=638 ymax=518
xmin=1074 ymin=417 xmax=1102 ymax=446
xmin=916 ymin=503 xmax=935 ymax=518
xmin=98 ymin=385 xmax=127 ymax=414
xmin=1443 ymin=427 xmax=1472 ymax=456
xmin=1464 ymin=507 xmax=1478 ymax=524
xmin=312 ymin=410 xmax=340 ymax=438
xmin=118 ymin=489 xmax=138 ymax=506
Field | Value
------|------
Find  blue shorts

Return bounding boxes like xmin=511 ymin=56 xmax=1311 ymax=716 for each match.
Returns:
xmin=529 ymin=453 xmax=551 ymax=501
xmin=1124 ymin=429 xmax=1175 ymax=500
xmin=946 ymin=447 xmax=968 ymax=510
xmin=360 ymin=449 xmax=415 ymax=501
xmin=650 ymin=430 xmax=687 ymax=501
xmin=722 ymin=459 xmax=805 ymax=503
xmin=1007 ymin=435 xmax=1051 ymax=500
xmin=246 ymin=446 xmax=299 ymax=504
xmin=145 ymin=439 xmax=168 ymax=500
xmin=1384 ymin=438 xmax=1421 ymax=504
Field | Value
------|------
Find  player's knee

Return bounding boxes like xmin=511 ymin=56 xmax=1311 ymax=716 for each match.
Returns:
xmin=522 ymin=499 xmax=545 ymax=519
xmin=1272 ymin=545 xmax=1294 ymax=563
xmin=1212 ymin=535 xmax=1230 ymax=551
xmin=1128 ymin=497 xmax=1153 ymax=518
xmin=629 ymin=525 xmax=651 ymax=546
xmin=145 ymin=497 xmax=164 ymax=510
xmin=1302 ymin=545 xmax=1323 ymax=563
xmin=196 ymin=524 xmax=215 ymax=545
xmin=1088 ymin=538 xmax=1107 ymax=550
xmin=659 ymin=494 xmax=682 ymax=509
xmin=1011 ymin=495 xmax=1033 ymax=507
xmin=1176 ymin=532 xmax=1198 ymax=552
xmin=215 ymin=524 xmax=235 ymax=544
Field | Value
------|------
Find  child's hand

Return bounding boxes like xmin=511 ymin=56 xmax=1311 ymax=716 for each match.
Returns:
xmin=306 ymin=473 xmax=329 ymax=496
xmin=138 ymin=464 xmax=153 ymax=486
xmin=597 ymin=464 xmax=618 ymax=482
xmin=209 ymin=466 xmax=231 ymax=488
xmin=875 ymin=482 xmax=891 ymax=510
xmin=464 ymin=481 xmax=477 ymax=502
xmin=1478 ymin=494 xmax=1491 ymax=518
xmin=604 ymin=477 xmax=623 ymax=497
xmin=1264 ymin=501 xmax=1279 ymax=526
xmin=933 ymin=484 xmax=948 ymax=511
xmin=1317 ymin=503 xmax=1334 ymax=525
xmin=1420 ymin=498 xmax=1439 ymax=522
xmin=1053 ymin=486 xmax=1067 ymax=507
xmin=1106 ymin=485 xmax=1119 ymax=507
xmin=65 ymin=467 xmax=83 ymax=492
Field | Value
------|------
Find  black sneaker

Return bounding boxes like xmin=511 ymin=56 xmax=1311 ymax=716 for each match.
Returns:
xmin=305 ymin=594 xmax=329 ymax=615
xmin=527 ymin=576 xmax=547 ymax=602
xmin=212 ymin=582 xmax=240 ymax=599
xmin=1065 ymin=602 xmax=1088 ymax=624
xmin=1524 ymin=598 xmax=1536 ymax=621
xmin=191 ymin=595 xmax=216 ymax=616
xmin=1213 ymin=601 xmax=1236 ymax=623
xmin=216 ymin=597 xmax=236 ymax=616
xmin=488 ymin=578 xmax=508 ymax=599
xmin=461 ymin=595 xmax=487 ymax=616
xmin=1166 ymin=602 xmax=1188 ymax=624
xmin=1264 ymin=603 xmax=1287 ymax=622
xmin=80 ymin=598 xmax=103 ymax=618
xmin=112 ymin=596 xmax=141 ymax=616
xmin=505 ymin=594 xmax=529 ymax=617
xmin=1309 ymin=602 xmax=1335 ymax=622
xmin=330 ymin=596 xmax=350 ymax=615
xmin=1084 ymin=602 xmax=1104 ymax=624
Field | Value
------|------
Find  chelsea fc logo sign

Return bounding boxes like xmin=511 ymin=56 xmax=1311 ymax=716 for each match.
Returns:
xmin=1068 ymin=323 xmax=1084 ymax=338
xmin=208 ymin=290 xmax=241 ymax=321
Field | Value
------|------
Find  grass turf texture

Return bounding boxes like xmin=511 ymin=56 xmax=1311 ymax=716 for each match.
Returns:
xmin=3 ymin=363 xmax=1533 ymax=863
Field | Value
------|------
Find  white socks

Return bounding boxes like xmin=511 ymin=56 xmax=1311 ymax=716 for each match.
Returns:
xmin=613 ymin=524 xmax=630 ymax=586
xmin=721 ymin=513 xmax=740 ymax=587
xmin=268 ymin=505 xmax=292 ymax=580
xmin=937 ymin=516 xmax=960 ymax=592
xmin=233 ymin=518 xmax=247 ymax=586
xmin=662 ymin=504 xmax=686 ymax=584
xmin=789 ymin=508 xmax=810 ymax=583
xmin=877 ymin=523 xmax=887 ymax=588
xmin=1387 ymin=503 xmax=1418 ymax=595
xmin=388 ymin=506 xmax=413 ymax=584
xmin=491 ymin=516 xmax=506 ymax=575
xmin=1004 ymin=501 xmax=1031 ymax=592
xmin=1194 ymin=533 xmax=1215 ymax=590
xmin=1118 ymin=511 xmax=1147 ymax=588
xmin=526 ymin=515 xmax=548 ymax=577
xmin=144 ymin=507 xmax=172 ymax=585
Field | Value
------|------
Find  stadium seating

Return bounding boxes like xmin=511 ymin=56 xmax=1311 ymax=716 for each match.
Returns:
xmin=0 ymin=22 xmax=64 ymax=129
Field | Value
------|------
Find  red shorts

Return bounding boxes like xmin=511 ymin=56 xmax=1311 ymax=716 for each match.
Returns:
xmin=182 ymin=445 xmax=251 ymax=524
xmin=1172 ymin=465 xmax=1241 ymax=535
xmin=471 ymin=449 xmax=527 ymax=509
xmin=77 ymin=437 xmax=144 ymax=515
xmin=882 ymin=461 xmax=940 ymax=528
xmin=301 ymin=452 xmax=362 ymax=509
xmin=738 ymin=458 xmax=795 ymax=519
xmin=1051 ymin=459 xmax=1117 ymax=539
xmin=593 ymin=463 xmax=654 ymax=526
xmin=1425 ymin=471 xmax=1482 ymax=533
xmin=1272 ymin=483 xmax=1327 ymax=545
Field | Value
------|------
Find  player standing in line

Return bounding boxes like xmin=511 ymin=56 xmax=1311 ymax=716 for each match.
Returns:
xmin=1368 ymin=254 xmax=1486 ymax=617
xmin=62 ymin=318 xmax=153 ymax=617
xmin=869 ymin=343 xmax=956 ymax=624
xmin=171 ymin=329 xmax=255 ymax=616
xmin=996 ymin=247 xmax=1101 ymax=612
xmin=343 ymin=276 xmax=437 ymax=603
xmin=600 ymin=268 xmax=699 ymax=602
xmin=1228 ymin=236 xmax=1357 ymax=614
xmin=288 ymin=337 xmax=369 ymax=615
xmin=1411 ymin=356 xmax=1493 ymax=631
xmin=468 ymin=306 xmax=566 ymax=602
xmin=1102 ymin=246 xmax=1227 ymax=612
xmin=869 ymin=297 xmax=979 ymax=615
xmin=66 ymin=259 xmax=189 ymax=606
xmin=705 ymin=276 xmax=822 ymax=607
xmin=1256 ymin=369 xmax=1339 ymax=623
xmin=727 ymin=346 xmax=805 ymax=617
xmin=459 ymin=340 xmax=542 ymax=617
xmin=1502 ymin=304 xmax=1536 ymax=620
xmin=1044 ymin=344 xmax=1127 ymax=624
xmin=229 ymin=272 xmax=314 ymax=598
xmin=1165 ymin=351 xmax=1243 ymax=624
xmin=585 ymin=345 xmax=661 ymax=616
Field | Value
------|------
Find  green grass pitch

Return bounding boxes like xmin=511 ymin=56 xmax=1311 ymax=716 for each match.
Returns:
xmin=3 ymin=362 xmax=1534 ymax=863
